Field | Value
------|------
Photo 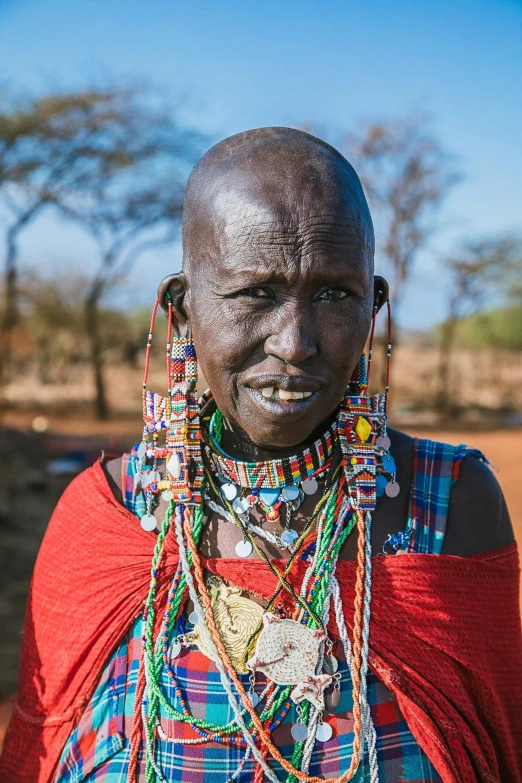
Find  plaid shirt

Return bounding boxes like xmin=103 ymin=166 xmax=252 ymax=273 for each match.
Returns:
xmin=55 ymin=439 xmax=475 ymax=782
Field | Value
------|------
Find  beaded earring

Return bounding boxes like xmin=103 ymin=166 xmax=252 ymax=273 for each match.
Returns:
xmin=137 ymin=295 xmax=204 ymax=531
xmin=339 ymin=296 xmax=397 ymax=509
xmin=164 ymin=293 xmax=204 ymax=506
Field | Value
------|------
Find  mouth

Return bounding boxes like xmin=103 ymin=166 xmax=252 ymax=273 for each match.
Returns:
xmin=244 ymin=375 xmax=323 ymax=415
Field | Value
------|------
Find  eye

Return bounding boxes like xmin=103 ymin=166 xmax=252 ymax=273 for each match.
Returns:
xmin=316 ymin=288 xmax=349 ymax=301
xmin=237 ymin=287 xmax=271 ymax=298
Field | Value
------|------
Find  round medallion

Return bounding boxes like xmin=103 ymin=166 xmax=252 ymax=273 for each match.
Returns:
xmin=323 ymin=655 xmax=338 ymax=674
xmin=235 ymin=539 xmax=253 ymax=558
xmin=250 ymin=616 xmax=323 ymax=685
xmin=249 ymin=691 xmax=260 ymax=707
xmin=137 ymin=441 xmax=147 ymax=459
xmin=281 ymin=485 xmax=300 ymax=502
xmin=140 ymin=513 xmax=157 ymax=532
xmin=232 ymin=497 xmax=250 ymax=516
xmin=382 ymin=454 xmax=396 ymax=473
xmin=327 ymin=687 xmax=342 ymax=709
xmin=376 ymin=434 xmax=391 ymax=449
xmin=291 ymin=722 xmax=309 ymax=742
xmin=385 ymin=481 xmax=400 ymax=498
xmin=281 ymin=528 xmax=299 ymax=546
xmin=188 ymin=610 xmax=200 ymax=625
xmin=315 ymin=721 xmax=333 ymax=742
xmin=161 ymin=489 xmax=173 ymax=501
xmin=376 ymin=474 xmax=388 ymax=498
xmin=301 ymin=478 xmax=319 ymax=495
xmin=221 ymin=483 xmax=238 ymax=501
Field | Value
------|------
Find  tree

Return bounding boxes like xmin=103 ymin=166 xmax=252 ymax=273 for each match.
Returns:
xmin=0 ymin=85 xmax=204 ymax=416
xmin=436 ymin=234 xmax=522 ymax=411
xmin=343 ymin=116 xmax=458 ymax=328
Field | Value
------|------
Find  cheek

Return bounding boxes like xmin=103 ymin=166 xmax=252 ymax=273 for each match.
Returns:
xmin=190 ymin=299 xmax=263 ymax=393
xmin=316 ymin=303 xmax=370 ymax=373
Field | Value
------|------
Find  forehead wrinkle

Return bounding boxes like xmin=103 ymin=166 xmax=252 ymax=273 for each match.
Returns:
xmin=217 ymin=211 xmax=373 ymax=255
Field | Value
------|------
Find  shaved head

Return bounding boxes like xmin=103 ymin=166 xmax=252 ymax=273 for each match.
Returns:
xmin=182 ymin=127 xmax=374 ymax=273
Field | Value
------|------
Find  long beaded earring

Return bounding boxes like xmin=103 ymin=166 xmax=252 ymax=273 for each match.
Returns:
xmin=338 ymin=295 xmax=397 ymax=511
xmin=164 ymin=293 xmax=204 ymax=506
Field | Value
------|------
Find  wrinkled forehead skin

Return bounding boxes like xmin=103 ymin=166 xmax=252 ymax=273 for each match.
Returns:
xmin=182 ymin=126 xmax=374 ymax=284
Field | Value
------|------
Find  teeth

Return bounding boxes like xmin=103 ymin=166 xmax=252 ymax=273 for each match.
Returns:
xmin=256 ymin=387 xmax=315 ymax=401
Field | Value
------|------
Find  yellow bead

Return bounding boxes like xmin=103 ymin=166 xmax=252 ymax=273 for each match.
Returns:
xmin=355 ymin=417 xmax=372 ymax=443
xmin=351 ymin=457 xmax=357 ymax=465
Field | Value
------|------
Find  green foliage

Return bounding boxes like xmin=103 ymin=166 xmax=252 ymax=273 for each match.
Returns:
xmin=454 ymin=305 xmax=522 ymax=351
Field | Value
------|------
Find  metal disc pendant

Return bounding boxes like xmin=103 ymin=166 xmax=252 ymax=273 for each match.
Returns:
xmin=376 ymin=474 xmax=388 ymax=498
xmin=170 ymin=641 xmax=181 ymax=659
xmin=328 ymin=688 xmax=342 ymax=709
xmin=291 ymin=722 xmax=309 ymax=742
xmin=385 ymin=481 xmax=401 ymax=498
xmin=188 ymin=610 xmax=200 ymax=625
xmin=221 ymin=483 xmax=238 ymax=501
xmin=323 ymin=655 xmax=338 ymax=674
xmin=249 ymin=691 xmax=260 ymax=707
xmin=281 ymin=528 xmax=299 ymax=546
xmin=161 ymin=489 xmax=173 ymax=501
xmin=281 ymin=485 xmax=299 ymax=502
xmin=140 ymin=514 xmax=157 ymax=532
xmin=137 ymin=441 xmax=147 ymax=459
xmin=315 ymin=722 xmax=333 ymax=742
xmin=235 ymin=539 xmax=253 ymax=558
xmin=376 ymin=434 xmax=391 ymax=449
xmin=301 ymin=477 xmax=318 ymax=495
xmin=382 ymin=453 xmax=396 ymax=473
xmin=232 ymin=497 xmax=250 ymax=516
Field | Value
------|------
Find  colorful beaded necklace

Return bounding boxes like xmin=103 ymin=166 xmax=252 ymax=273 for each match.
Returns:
xmin=128 ymin=297 xmax=393 ymax=783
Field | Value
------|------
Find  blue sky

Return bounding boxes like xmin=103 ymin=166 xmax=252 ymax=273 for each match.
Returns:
xmin=1 ymin=0 xmax=521 ymax=328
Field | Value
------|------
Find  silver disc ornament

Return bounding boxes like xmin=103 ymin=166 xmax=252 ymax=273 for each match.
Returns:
xmin=280 ymin=485 xmax=300 ymax=502
xmin=281 ymin=528 xmax=299 ymax=546
xmin=315 ymin=721 xmax=333 ymax=742
xmin=235 ymin=539 xmax=253 ymax=558
xmin=385 ymin=481 xmax=401 ymax=498
xmin=301 ymin=477 xmax=319 ymax=495
xmin=140 ymin=513 xmax=157 ymax=532
xmin=291 ymin=722 xmax=309 ymax=742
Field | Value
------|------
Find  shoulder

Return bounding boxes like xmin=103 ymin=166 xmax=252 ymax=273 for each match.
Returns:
xmin=103 ymin=456 xmax=123 ymax=504
xmin=443 ymin=446 xmax=515 ymax=556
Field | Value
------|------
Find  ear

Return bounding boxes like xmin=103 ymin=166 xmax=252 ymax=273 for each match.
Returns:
xmin=157 ymin=273 xmax=189 ymax=338
xmin=373 ymin=276 xmax=389 ymax=312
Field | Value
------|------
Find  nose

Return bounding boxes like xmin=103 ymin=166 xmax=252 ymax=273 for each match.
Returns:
xmin=264 ymin=306 xmax=319 ymax=365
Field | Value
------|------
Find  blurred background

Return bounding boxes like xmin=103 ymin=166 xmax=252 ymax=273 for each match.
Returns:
xmin=0 ymin=0 xmax=521 ymax=748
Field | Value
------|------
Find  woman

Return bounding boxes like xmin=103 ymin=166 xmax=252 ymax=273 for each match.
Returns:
xmin=1 ymin=128 xmax=521 ymax=783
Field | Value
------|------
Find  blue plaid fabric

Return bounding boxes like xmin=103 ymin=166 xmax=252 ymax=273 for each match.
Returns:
xmin=55 ymin=438 xmax=474 ymax=782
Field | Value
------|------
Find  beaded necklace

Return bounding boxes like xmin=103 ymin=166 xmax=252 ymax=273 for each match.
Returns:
xmin=130 ymin=296 xmax=394 ymax=783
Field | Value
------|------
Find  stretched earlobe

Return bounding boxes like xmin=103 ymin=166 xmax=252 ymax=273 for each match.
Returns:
xmin=373 ymin=276 xmax=390 ymax=312
xmin=157 ymin=273 xmax=190 ymax=337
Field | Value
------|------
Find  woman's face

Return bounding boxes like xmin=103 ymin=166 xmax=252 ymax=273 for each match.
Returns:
xmin=179 ymin=188 xmax=383 ymax=450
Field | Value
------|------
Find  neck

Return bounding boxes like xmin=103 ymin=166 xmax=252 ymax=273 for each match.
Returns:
xmin=217 ymin=409 xmax=338 ymax=462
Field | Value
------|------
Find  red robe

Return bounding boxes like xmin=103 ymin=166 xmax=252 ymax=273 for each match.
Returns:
xmin=1 ymin=460 xmax=521 ymax=782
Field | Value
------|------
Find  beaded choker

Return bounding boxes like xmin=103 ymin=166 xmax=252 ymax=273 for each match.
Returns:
xmin=204 ymin=422 xmax=335 ymax=490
